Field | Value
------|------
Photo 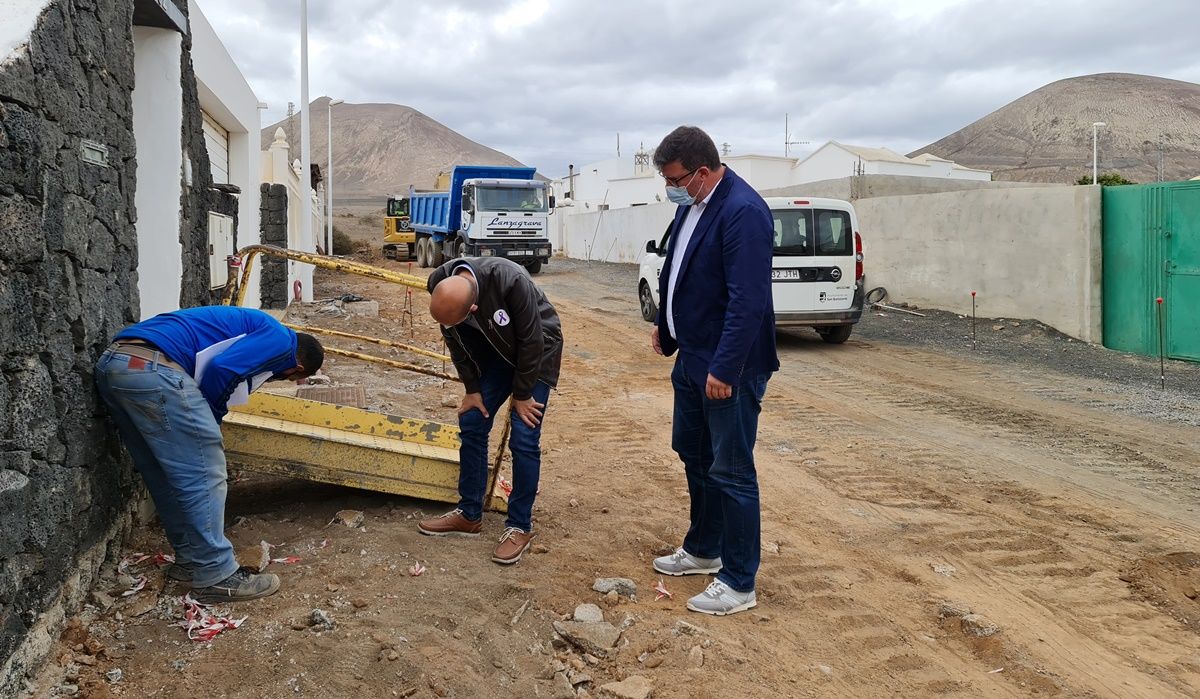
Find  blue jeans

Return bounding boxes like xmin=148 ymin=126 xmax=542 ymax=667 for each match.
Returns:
xmin=457 ymin=361 xmax=550 ymax=532
xmin=94 ymin=350 xmax=239 ymax=588
xmin=671 ymin=358 xmax=769 ymax=592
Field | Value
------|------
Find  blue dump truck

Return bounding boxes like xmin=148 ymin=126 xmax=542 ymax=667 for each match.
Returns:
xmin=408 ymin=165 xmax=554 ymax=274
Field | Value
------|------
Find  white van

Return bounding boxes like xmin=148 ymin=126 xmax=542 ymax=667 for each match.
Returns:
xmin=637 ymin=197 xmax=864 ymax=343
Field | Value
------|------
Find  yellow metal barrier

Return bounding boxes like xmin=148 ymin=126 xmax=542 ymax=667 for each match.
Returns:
xmin=225 ymin=244 xmax=427 ymax=307
xmin=225 ymin=394 xmax=506 ymax=511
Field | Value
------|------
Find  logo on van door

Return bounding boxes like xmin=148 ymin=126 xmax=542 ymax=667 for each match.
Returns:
xmin=819 ymin=291 xmax=850 ymax=304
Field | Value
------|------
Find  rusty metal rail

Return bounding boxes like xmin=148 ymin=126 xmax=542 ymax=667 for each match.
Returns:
xmin=224 ymin=244 xmax=427 ymax=307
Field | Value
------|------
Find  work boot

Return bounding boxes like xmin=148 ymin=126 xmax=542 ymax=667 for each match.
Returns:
xmin=491 ymin=527 xmax=535 ymax=565
xmin=685 ymin=580 xmax=757 ymax=616
xmin=191 ymin=568 xmax=280 ymax=604
xmin=653 ymin=547 xmax=722 ymax=576
xmin=164 ymin=562 xmax=193 ymax=583
xmin=417 ymin=508 xmax=483 ymax=537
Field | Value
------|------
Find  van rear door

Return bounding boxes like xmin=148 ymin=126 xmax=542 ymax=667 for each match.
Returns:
xmin=770 ymin=207 xmax=815 ymax=312
xmin=811 ymin=208 xmax=856 ymax=311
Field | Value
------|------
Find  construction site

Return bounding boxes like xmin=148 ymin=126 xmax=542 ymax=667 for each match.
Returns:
xmin=3 ymin=1 xmax=1200 ymax=699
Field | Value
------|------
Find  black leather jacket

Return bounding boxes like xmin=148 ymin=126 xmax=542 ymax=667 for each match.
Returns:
xmin=428 ymin=257 xmax=563 ymax=400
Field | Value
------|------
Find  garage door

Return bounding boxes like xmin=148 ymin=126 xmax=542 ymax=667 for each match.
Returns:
xmin=202 ymin=111 xmax=229 ymax=185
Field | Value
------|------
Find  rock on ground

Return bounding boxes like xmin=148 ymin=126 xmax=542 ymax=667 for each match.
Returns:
xmin=573 ymin=603 xmax=605 ymax=623
xmin=961 ymin=614 xmax=1001 ymax=637
xmin=599 ymin=675 xmax=653 ymax=699
xmin=552 ymin=621 xmax=622 ymax=658
xmin=592 ymin=578 xmax=637 ymax=598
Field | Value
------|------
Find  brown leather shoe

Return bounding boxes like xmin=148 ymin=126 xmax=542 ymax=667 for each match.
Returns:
xmin=492 ymin=527 xmax=535 ymax=565
xmin=417 ymin=508 xmax=483 ymax=537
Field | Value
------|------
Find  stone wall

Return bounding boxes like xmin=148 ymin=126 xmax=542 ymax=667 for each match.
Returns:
xmin=176 ymin=0 xmax=214 ymax=310
xmin=260 ymin=182 xmax=289 ymax=309
xmin=0 ymin=1 xmax=140 ymax=693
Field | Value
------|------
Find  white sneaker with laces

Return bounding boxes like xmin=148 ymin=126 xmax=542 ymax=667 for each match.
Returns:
xmin=652 ymin=547 xmax=722 ymax=576
xmin=686 ymin=580 xmax=757 ymax=616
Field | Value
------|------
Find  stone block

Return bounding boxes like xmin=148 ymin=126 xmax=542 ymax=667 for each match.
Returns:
xmin=7 ymin=357 xmax=55 ymax=457
xmin=0 ymin=195 xmax=45 ymax=265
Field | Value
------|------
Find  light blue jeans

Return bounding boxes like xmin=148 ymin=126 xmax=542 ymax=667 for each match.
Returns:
xmin=94 ymin=349 xmax=239 ymax=587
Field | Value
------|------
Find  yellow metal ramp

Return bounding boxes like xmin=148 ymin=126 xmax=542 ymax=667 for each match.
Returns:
xmin=222 ymin=393 xmax=505 ymax=511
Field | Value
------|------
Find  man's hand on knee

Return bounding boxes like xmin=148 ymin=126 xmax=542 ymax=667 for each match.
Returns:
xmin=459 ymin=392 xmax=489 ymax=418
xmin=513 ymin=397 xmax=544 ymax=428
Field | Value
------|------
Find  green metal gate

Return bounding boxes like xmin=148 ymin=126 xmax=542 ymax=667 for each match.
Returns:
xmin=1102 ymin=182 xmax=1200 ymax=361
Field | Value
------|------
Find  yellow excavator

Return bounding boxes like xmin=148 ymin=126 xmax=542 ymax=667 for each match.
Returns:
xmin=382 ymin=194 xmax=414 ymax=260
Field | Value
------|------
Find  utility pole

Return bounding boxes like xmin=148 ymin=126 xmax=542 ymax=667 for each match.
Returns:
xmin=300 ymin=0 xmax=312 ymax=257
xmin=616 ymin=132 xmax=620 ymax=158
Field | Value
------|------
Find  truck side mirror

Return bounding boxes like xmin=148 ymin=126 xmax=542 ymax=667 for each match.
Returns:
xmin=548 ymin=194 xmax=556 ymax=209
xmin=645 ymin=240 xmax=658 ymax=254
xmin=461 ymin=194 xmax=471 ymax=211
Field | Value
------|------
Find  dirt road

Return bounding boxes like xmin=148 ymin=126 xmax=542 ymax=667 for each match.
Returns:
xmin=36 ymin=252 xmax=1200 ymax=699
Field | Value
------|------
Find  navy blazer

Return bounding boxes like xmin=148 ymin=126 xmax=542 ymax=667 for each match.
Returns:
xmin=656 ymin=167 xmax=779 ymax=387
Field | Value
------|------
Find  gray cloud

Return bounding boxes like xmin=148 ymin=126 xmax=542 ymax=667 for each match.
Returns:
xmin=196 ymin=0 xmax=1200 ymax=177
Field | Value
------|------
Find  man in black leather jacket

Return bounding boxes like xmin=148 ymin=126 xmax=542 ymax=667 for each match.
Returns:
xmin=417 ymin=257 xmax=563 ymax=565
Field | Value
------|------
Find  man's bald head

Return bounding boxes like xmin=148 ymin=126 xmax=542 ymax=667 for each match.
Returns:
xmin=430 ymin=272 xmax=478 ymax=326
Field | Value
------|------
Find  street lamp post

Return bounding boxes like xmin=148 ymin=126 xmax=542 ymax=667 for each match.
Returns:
xmin=326 ymin=98 xmax=343 ymax=256
xmin=300 ymin=0 xmax=312 ymax=258
xmin=1092 ymin=121 xmax=1106 ymax=185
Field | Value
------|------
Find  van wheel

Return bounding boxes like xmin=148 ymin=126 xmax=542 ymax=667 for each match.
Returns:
xmin=525 ymin=260 xmax=542 ymax=275
xmin=819 ymin=325 xmax=853 ymax=344
xmin=638 ymin=281 xmax=657 ymax=322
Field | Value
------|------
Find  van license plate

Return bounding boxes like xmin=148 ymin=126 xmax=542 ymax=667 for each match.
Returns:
xmin=771 ymin=269 xmax=801 ymax=281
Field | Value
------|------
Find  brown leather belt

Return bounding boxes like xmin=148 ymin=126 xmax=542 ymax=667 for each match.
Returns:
xmin=107 ymin=341 xmax=186 ymax=372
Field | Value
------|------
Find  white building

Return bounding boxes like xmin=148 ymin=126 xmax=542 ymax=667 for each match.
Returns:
xmin=793 ymin=142 xmax=991 ymax=183
xmin=552 ymin=141 xmax=990 ymax=214
xmin=132 ymin=0 xmax=268 ymax=316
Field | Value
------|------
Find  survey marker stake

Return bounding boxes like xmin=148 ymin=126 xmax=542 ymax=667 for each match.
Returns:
xmin=971 ymin=291 xmax=977 ymax=351
xmin=1156 ymin=297 xmax=1166 ymax=390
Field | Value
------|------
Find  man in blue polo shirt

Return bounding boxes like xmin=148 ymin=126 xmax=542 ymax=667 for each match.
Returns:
xmin=95 ymin=306 xmax=324 ymax=603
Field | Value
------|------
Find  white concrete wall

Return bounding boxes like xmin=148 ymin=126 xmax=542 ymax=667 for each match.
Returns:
xmin=725 ymin=155 xmax=795 ymax=190
xmin=854 ymin=185 xmax=1102 ymax=342
xmin=793 ymin=144 xmax=860 ymax=183
xmin=557 ymin=202 xmax=676 ymax=264
xmin=132 ymin=26 xmax=184 ymax=319
xmin=189 ymin=0 xmax=263 ymax=307
xmin=0 ymin=0 xmax=51 ymax=63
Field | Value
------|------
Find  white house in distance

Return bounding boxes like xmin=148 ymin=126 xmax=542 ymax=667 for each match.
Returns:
xmin=552 ymin=140 xmax=990 ymax=211
xmin=794 ymin=142 xmax=991 ymax=182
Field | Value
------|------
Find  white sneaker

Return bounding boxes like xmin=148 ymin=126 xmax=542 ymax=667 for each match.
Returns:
xmin=686 ymin=580 xmax=757 ymax=616
xmin=652 ymin=547 xmax=722 ymax=576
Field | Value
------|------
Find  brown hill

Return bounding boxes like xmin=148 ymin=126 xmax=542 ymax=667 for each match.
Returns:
xmin=262 ymin=97 xmax=529 ymax=200
xmin=911 ymin=73 xmax=1200 ymax=183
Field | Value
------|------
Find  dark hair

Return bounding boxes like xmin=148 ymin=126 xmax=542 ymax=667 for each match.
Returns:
xmin=653 ymin=126 xmax=721 ymax=172
xmin=296 ymin=333 xmax=324 ymax=374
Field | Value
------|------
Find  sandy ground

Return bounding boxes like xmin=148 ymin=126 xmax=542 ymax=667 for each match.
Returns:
xmin=28 ymin=221 xmax=1200 ymax=698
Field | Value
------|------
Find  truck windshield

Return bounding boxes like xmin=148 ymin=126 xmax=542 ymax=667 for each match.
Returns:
xmin=477 ymin=187 xmax=546 ymax=212
xmin=386 ymin=198 xmax=409 ymax=217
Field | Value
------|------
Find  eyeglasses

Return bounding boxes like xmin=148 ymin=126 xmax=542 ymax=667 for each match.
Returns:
xmin=661 ymin=168 xmax=699 ymax=187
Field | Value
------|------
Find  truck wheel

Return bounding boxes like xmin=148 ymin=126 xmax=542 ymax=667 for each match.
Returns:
xmin=457 ymin=241 xmax=468 ymax=259
xmin=416 ymin=238 xmax=429 ymax=267
xmin=818 ymin=325 xmax=853 ymax=344
xmin=430 ymin=242 xmax=445 ymax=267
xmin=525 ymin=260 xmax=542 ymax=275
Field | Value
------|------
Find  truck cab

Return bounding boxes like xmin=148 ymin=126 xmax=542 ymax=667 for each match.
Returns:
xmin=459 ymin=179 xmax=553 ymax=273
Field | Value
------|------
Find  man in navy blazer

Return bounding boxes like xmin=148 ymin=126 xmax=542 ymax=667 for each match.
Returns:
xmin=649 ymin=126 xmax=779 ymax=616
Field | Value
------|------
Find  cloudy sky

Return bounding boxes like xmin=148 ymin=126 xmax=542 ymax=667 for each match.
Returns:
xmin=197 ymin=0 xmax=1199 ymax=178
